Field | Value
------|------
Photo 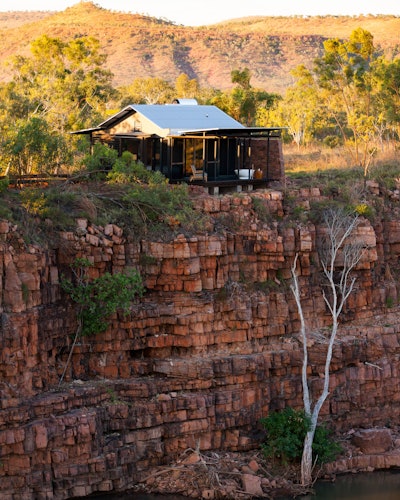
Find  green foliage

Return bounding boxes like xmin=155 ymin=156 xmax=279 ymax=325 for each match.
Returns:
xmin=0 ymin=189 xmax=19 ymax=224
xmin=118 ymin=76 xmax=174 ymax=106
xmin=21 ymin=282 xmax=29 ymax=304
xmin=210 ymin=67 xmax=280 ymax=126
xmin=309 ymin=199 xmax=351 ymax=224
xmin=0 ymin=176 xmax=9 ymax=193
xmin=261 ymin=408 xmax=310 ymax=464
xmin=5 ymin=117 xmax=70 ymax=176
xmin=354 ymin=202 xmax=373 ymax=218
xmin=9 ymin=34 xmax=115 ymax=134
xmin=0 ymin=162 xmax=206 ymax=242
xmin=370 ymin=163 xmax=400 ymax=190
xmin=107 ymin=151 xmax=166 ymax=184
xmin=139 ymin=253 xmax=159 ymax=266
xmin=260 ymin=408 xmax=341 ymax=465
xmin=385 ymin=297 xmax=395 ymax=309
xmin=292 ymin=205 xmax=309 ymax=222
xmin=287 ymin=166 xmax=372 ymax=217
xmin=120 ymin=180 xmax=205 ymax=236
xmin=253 ymin=279 xmax=284 ymax=293
xmin=313 ymin=424 xmax=343 ymax=464
xmin=323 ymin=135 xmax=341 ymax=148
xmin=61 ymin=258 xmax=144 ymax=337
xmin=80 ymin=146 xmax=169 ymax=185
xmin=0 ymin=33 xmax=115 ymax=173
xmin=80 ymin=143 xmax=119 ymax=178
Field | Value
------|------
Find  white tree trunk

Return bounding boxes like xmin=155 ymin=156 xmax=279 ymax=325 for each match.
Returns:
xmin=291 ymin=208 xmax=365 ymax=487
xmin=301 ymin=429 xmax=315 ymax=486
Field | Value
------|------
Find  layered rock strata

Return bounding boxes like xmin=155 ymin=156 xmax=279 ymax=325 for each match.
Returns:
xmin=0 ymin=188 xmax=399 ymax=499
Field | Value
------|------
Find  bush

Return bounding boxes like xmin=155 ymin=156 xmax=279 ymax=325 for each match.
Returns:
xmin=117 ymin=180 xmax=206 ymax=238
xmin=61 ymin=258 xmax=144 ymax=337
xmin=323 ymin=135 xmax=341 ymax=148
xmin=354 ymin=202 xmax=374 ymax=218
xmin=313 ymin=424 xmax=342 ymax=464
xmin=260 ymin=407 xmax=342 ymax=465
xmin=260 ymin=407 xmax=310 ymax=464
xmin=107 ymin=151 xmax=166 ymax=184
xmin=80 ymin=143 xmax=119 ymax=178
xmin=0 ymin=176 xmax=9 ymax=193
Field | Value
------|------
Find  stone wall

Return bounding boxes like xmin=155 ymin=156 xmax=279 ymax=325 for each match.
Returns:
xmin=1 ymin=189 xmax=400 ymax=499
xmin=251 ymin=137 xmax=285 ymax=181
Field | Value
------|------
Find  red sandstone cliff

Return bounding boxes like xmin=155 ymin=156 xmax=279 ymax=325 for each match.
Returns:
xmin=0 ymin=187 xmax=399 ymax=498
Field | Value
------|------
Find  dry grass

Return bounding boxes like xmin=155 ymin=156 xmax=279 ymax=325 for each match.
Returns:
xmin=218 ymin=15 xmax=400 ymax=49
xmin=283 ymin=143 xmax=400 ymax=174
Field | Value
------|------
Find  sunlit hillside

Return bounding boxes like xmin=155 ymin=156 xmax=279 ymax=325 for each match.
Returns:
xmin=0 ymin=2 xmax=398 ymax=93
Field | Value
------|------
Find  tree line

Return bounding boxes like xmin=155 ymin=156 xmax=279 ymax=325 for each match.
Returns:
xmin=0 ymin=28 xmax=399 ymax=177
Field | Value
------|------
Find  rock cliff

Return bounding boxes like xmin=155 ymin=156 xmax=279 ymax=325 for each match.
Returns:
xmin=0 ymin=187 xmax=399 ymax=499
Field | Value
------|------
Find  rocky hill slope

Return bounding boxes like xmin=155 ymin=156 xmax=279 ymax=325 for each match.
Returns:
xmin=0 ymin=2 xmax=398 ymax=93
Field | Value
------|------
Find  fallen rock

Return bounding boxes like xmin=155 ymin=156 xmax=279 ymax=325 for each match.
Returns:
xmin=352 ymin=428 xmax=393 ymax=453
xmin=180 ymin=451 xmax=201 ymax=465
xmin=241 ymin=473 xmax=264 ymax=497
xmin=248 ymin=459 xmax=260 ymax=473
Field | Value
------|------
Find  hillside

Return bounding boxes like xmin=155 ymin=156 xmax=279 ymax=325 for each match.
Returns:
xmin=0 ymin=2 xmax=399 ymax=94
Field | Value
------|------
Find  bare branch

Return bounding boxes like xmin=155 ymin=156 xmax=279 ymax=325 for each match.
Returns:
xmin=291 ymin=206 xmax=365 ymax=486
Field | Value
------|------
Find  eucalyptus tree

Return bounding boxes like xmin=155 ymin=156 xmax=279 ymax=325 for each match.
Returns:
xmin=269 ymin=65 xmax=322 ymax=148
xmin=174 ymin=73 xmax=200 ymax=99
xmin=291 ymin=207 xmax=365 ymax=486
xmin=371 ymin=57 xmax=400 ymax=146
xmin=313 ymin=28 xmax=378 ymax=175
xmin=119 ymin=76 xmax=175 ymax=105
xmin=1 ymin=34 xmax=116 ymax=174
xmin=5 ymin=117 xmax=69 ymax=176
xmin=213 ymin=67 xmax=280 ymax=126
xmin=9 ymin=34 xmax=116 ymax=134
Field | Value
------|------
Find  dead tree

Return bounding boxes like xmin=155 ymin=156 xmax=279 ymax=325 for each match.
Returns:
xmin=291 ymin=207 xmax=365 ymax=486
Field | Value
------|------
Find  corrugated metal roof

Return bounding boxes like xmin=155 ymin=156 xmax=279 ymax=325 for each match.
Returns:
xmin=99 ymin=104 xmax=245 ymax=135
xmin=136 ymin=104 xmax=245 ymax=133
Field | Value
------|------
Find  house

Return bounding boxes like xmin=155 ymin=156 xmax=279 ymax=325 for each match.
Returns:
xmin=74 ymin=100 xmax=285 ymax=193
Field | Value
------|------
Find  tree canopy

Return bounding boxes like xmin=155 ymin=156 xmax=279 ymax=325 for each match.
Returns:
xmin=0 ymin=28 xmax=399 ymax=177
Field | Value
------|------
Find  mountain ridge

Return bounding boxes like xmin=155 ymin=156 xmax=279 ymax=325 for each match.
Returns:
xmin=0 ymin=2 xmax=398 ymax=93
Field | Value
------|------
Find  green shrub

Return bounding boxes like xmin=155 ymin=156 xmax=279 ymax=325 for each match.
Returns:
xmin=313 ymin=424 xmax=342 ymax=464
xmin=251 ymin=196 xmax=273 ymax=223
xmin=80 ymin=143 xmax=119 ymax=179
xmin=260 ymin=407 xmax=342 ymax=465
xmin=61 ymin=258 xmax=144 ymax=337
xmin=260 ymin=407 xmax=310 ymax=464
xmin=118 ymin=181 xmax=206 ymax=237
xmin=107 ymin=152 xmax=166 ymax=185
xmin=323 ymin=135 xmax=341 ymax=148
xmin=370 ymin=163 xmax=400 ymax=190
xmin=0 ymin=176 xmax=9 ymax=193
xmin=354 ymin=202 xmax=374 ymax=218
xmin=59 ymin=259 xmax=145 ymax=385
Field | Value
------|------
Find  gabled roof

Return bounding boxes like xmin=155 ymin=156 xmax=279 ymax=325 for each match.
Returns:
xmin=97 ymin=104 xmax=245 ymax=136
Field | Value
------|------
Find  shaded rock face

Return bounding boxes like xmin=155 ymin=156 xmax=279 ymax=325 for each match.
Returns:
xmin=0 ymin=189 xmax=399 ymax=499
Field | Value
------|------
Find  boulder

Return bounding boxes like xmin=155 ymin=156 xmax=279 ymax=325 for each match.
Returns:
xmin=241 ymin=473 xmax=263 ymax=497
xmin=352 ymin=428 xmax=392 ymax=453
